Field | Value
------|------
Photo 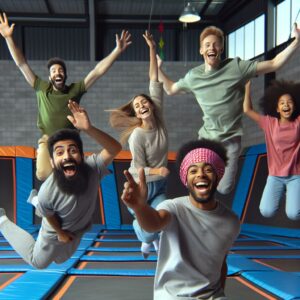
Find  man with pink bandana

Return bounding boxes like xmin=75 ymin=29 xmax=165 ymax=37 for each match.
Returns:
xmin=121 ymin=139 xmax=240 ymax=300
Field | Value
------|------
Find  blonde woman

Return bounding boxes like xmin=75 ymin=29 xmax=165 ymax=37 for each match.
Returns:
xmin=110 ymin=31 xmax=169 ymax=258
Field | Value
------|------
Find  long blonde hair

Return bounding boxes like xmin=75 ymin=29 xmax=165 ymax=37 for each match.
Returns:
xmin=109 ymin=94 xmax=158 ymax=145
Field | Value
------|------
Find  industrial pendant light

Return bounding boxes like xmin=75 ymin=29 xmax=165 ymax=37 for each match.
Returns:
xmin=179 ymin=2 xmax=201 ymax=23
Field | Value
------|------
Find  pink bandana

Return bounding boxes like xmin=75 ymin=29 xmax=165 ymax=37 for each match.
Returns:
xmin=179 ymin=148 xmax=225 ymax=186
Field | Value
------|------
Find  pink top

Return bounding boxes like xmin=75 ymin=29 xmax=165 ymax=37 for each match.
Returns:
xmin=258 ymin=115 xmax=300 ymax=176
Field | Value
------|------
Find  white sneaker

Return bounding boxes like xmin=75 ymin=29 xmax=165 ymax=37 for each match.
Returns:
xmin=141 ymin=242 xmax=152 ymax=259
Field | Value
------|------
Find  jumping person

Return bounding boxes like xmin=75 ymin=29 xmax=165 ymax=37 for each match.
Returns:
xmin=0 ymin=101 xmax=122 ymax=269
xmin=158 ymin=24 xmax=300 ymax=195
xmin=109 ymin=31 xmax=169 ymax=258
xmin=243 ymin=81 xmax=300 ymax=220
xmin=0 ymin=12 xmax=131 ymax=180
xmin=121 ymin=139 xmax=240 ymax=300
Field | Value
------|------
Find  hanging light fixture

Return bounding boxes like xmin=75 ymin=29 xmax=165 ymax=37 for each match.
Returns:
xmin=179 ymin=2 xmax=201 ymax=23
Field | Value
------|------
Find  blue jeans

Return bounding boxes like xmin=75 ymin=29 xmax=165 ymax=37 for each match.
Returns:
xmin=260 ymin=175 xmax=300 ymax=220
xmin=131 ymin=179 xmax=167 ymax=243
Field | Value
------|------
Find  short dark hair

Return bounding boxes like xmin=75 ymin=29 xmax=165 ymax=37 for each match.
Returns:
xmin=261 ymin=80 xmax=300 ymax=120
xmin=47 ymin=57 xmax=67 ymax=76
xmin=48 ymin=129 xmax=83 ymax=158
xmin=176 ymin=139 xmax=228 ymax=173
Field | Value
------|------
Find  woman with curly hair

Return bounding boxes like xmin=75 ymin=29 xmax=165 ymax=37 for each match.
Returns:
xmin=243 ymin=80 xmax=300 ymax=220
xmin=109 ymin=31 xmax=169 ymax=258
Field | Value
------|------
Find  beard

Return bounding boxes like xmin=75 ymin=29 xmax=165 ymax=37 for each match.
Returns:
xmin=188 ymin=182 xmax=217 ymax=204
xmin=50 ymin=77 xmax=66 ymax=91
xmin=53 ymin=160 xmax=91 ymax=196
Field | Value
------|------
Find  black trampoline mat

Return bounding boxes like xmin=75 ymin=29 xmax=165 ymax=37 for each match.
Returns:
xmin=51 ymin=276 xmax=154 ymax=300
xmin=0 ymin=259 xmax=27 ymax=265
xmin=225 ymin=276 xmax=280 ymax=300
xmin=82 ymin=261 xmax=157 ymax=270
xmin=0 ymin=273 xmax=21 ymax=288
xmin=255 ymin=258 xmax=300 ymax=272
xmin=233 ymin=241 xmax=280 ymax=247
xmin=92 ymin=241 xmax=141 ymax=248
xmin=232 ymin=249 xmax=300 ymax=255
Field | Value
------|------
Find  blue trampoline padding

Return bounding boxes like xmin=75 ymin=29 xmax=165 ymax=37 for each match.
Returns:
xmin=242 ymin=224 xmax=300 ymax=238
xmin=242 ymin=270 xmax=300 ymax=300
xmin=80 ymin=255 xmax=157 ymax=262
xmin=46 ymin=257 xmax=79 ymax=271
xmin=87 ymin=247 xmax=155 ymax=252
xmin=77 ymin=239 xmax=95 ymax=250
xmin=0 ymin=246 xmax=13 ymax=250
xmin=0 ymin=270 xmax=65 ymax=300
xmin=243 ymin=255 xmax=300 ymax=259
xmin=0 ymin=253 xmax=20 ymax=259
xmin=98 ymin=231 xmax=135 ymax=236
xmin=232 ymin=155 xmax=257 ymax=218
xmin=245 ymin=143 xmax=266 ymax=155
xmin=95 ymin=238 xmax=138 ymax=243
xmin=227 ymin=254 xmax=273 ymax=275
xmin=16 ymin=157 xmax=33 ymax=228
xmin=0 ymin=265 xmax=34 ymax=272
xmin=231 ymin=245 xmax=295 ymax=251
xmin=68 ymin=268 xmax=155 ymax=277
xmin=71 ymin=250 xmax=86 ymax=259
xmin=100 ymin=163 xmax=121 ymax=228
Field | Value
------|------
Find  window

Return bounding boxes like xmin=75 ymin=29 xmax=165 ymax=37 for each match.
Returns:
xmin=276 ymin=0 xmax=300 ymax=45
xmin=227 ymin=15 xmax=265 ymax=60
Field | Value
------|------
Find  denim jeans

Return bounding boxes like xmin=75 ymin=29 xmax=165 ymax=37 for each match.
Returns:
xmin=131 ymin=179 xmax=167 ymax=243
xmin=260 ymin=175 xmax=300 ymax=220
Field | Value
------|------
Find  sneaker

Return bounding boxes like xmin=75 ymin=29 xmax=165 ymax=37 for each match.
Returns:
xmin=141 ymin=242 xmax=152 ymax=259
xmin=0 ymin=208 xmax=6 ymax=217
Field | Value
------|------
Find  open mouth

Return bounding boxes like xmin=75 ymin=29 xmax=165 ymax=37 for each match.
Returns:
xmin=194 ymin=181 xmax=209 ymax=193
xmin=140 ymin=108 xmax=149 ymax=115
xmin=62 ymin=162 xmax=77 ymax=177
xmin=54 ymin=76 xmax=64 ymax=85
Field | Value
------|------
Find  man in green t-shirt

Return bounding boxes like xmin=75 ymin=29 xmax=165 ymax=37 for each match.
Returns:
xmin=0 ymin=12 xmax=131 ymax=180
xmin=158 ymin=24 xmax=300 ymax=194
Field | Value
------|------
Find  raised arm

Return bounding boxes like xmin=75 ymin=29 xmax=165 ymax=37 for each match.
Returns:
xmin=243 ymin=81 xmax=260 ymax=123
xmin=157 ymin=54 xmax=182 ymax=95
xmin=84 ymin=30 xmax=132 ymax=90
xmin=67 ymin=101 xmax=122 ymax=166
xmin=121 ymin=169 xmax=171 ymax=232
xmin=0 ymin=13 xmax=36 ymax=87
xmin=143 ymin=31 xmax=158 ymax=82
xmin=256 ymin=23 xmax=300 ymax=75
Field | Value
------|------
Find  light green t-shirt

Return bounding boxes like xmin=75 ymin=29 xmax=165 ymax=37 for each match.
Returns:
xmin=34 ymin=77 xmax=86 ymax=135
xmin=176 ymin=58 xmax=257 ymax=142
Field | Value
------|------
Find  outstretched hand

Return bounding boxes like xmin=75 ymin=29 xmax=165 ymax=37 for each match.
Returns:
xmin=143 ymin=30 xmax=156 ymax=49
xmin=116 ymin=30 xmax=132 ymax=52
xmin=156 ymin=54 xmax=163 ymax=68
xmin=67 ymin=100 xmax=91 ymax=131
xmin=121 ymin=169 xmax=148 ymax=210
xmin=291 ymin=22 xmax=300 ymax=42
xmin=0 ymin=12 xmax=14 ymax=38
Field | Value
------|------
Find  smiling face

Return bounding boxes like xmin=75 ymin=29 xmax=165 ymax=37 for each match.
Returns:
xmin=186 ymin=162 xmax=218 ymax=209
xmin=49 ymin=64 xmax=66 ymax=91
xmin=51 ymin=139 xmax=83 ymax=179
xmin=200 ymin=34 xmax=223 ymax=70
xmin=132 ymin=95 xmax=154 ymax=120
xmin=276 ymin=94 xmax=295 ymax=122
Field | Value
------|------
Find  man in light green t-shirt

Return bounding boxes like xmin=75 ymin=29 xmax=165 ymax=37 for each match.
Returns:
xmin=0 ymin=12 xmax=131 ymax=180
xmin=158 ymin=24 xmax=300 ymax=194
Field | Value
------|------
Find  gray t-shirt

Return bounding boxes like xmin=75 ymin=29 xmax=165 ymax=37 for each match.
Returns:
xmin=155 ymin=197 xmax=240 ymax=300
xmin=128 ymin=81 xmax=168 ymax=182
xmin=176 ymin=58 xmax=257 ymax=142
xmin=37 ymin=153 xmax=109 ymax=239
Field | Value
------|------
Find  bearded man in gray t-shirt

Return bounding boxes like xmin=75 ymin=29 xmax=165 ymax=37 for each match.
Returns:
xmin=121 ymin=139 xmax=240 ymax=300
xmin=0 ymin=101 xmax=121 ymax=269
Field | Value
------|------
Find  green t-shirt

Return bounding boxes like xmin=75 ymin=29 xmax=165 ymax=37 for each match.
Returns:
xmin=34 ymin=77 xmax=86 ymax=135
xmin=176 ymin=57 xmax=258 ymax=141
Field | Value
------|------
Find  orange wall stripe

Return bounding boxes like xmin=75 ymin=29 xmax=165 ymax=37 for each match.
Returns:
xmin=235 ymin=276 xmax=277 ymax=300
xmin=0 ymin=146 xmax=16 ymax=157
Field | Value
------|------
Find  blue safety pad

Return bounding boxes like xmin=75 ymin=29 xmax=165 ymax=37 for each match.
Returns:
xmin=243 ymin=255 xmax=300 ymax=259
xmin=46 ymin=257 xmax=79 ymax=271
xmin=0 ymin=265 xmax=34 ymax=272
xmin=245 ymin=144 xmax=266 ymax=155
xmin=80 ymin=255 xmax=157 ymax=262
xmin=242 ymin=270 xmax=300 ymax=300
xmin=0 ymin=246 xmax=13 ymax=250
xmin=100 ymin=163 xmax=121 ymax=228
xmin=0 ymin=253 xmax=20 ymax=259
xmin=242 ymin=224 xmax=300 ymax=238
xmin=68 ymin=268 xmax=155 ymax=276
xmin=227 ymin=254 xmax=273 ymax=275
xmin=87 ymin=247 xmax=154 ymax=252
xmin=77 ymin=239 xmax=95 ymax=250
xmin=0 ymin=270 xmax=64 ymax=300
xmin=231 ymin=245 xmax=297 ymax=251
xmin=15 ymin=157 xmax=33 ymax=228
xmin=95 ymin=238 xmax=138 ymax=243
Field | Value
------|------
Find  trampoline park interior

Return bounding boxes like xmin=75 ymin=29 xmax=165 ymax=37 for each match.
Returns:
xmin=0 ymin=0 xmax=300 ymax=299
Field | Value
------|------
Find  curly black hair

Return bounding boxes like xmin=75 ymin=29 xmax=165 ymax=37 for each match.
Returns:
xmin=47 ymin=57 xmax=67 ymax=76
xmin=176 ymin=139 xmax=228 ymax=174
xmin=48 ymin=129 xmax=83 ymax=159
xmin=260 ymin=80 xmax=300 ymax=120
